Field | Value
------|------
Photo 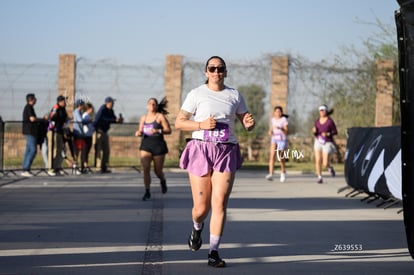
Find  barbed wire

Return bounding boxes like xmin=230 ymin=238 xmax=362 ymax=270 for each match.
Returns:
xmin=0 ymin=54 xmax=375 ymax=129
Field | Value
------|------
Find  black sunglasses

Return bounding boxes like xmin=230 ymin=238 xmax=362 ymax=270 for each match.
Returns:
xmin=207 ymin=66 xmax=226 ymax=73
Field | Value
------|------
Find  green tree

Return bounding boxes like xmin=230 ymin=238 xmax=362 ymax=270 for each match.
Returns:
xmin=285 ymin=109 xmax=299 ymax=135
xmin=235 ymin=84 xmax=267 ymax=135
xmin=237 ymin=84 xmax=266 ymax=120
xmin=297 ymin=19 xmax=399 ymax=137
xmin=333 ymin=19 xmax=398 ymax=130
xmin=236 ymin=84 xmax=267 ymax=160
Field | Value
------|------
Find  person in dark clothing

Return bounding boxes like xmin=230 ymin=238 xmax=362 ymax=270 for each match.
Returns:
xmin=37 ymin=118 xmax=49 ymax=170
xmin=62 ymin=126 xmax=77 ymax=174
xmin=93 ymin=96 xmax=123 ymax=173
xmin=135 ymin=97 xmax=171 ymax=201
xmin=21 ymin=93 xmax=41 ymax=177
xmin=47 ymin=95 xmax=68 ymax=176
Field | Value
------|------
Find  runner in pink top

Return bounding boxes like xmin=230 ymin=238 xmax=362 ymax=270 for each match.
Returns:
xmin=266 ymin=106 xmax=289 ymax=182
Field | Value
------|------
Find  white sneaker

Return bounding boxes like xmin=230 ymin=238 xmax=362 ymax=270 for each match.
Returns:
xmin=265 ymin=174 xmax=273 ymax=181
xmin=21 ymin=171 xmax=33 ymax=177
xmin=280 ymin=172 xmax=286 ymax=182
xmin=47 ymin=170 xmax=56 ymax=177
xmin=57 ymin=169 xmax=66 ymax=175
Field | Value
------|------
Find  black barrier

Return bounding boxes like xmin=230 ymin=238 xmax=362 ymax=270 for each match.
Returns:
xmin=344 ymin=127 xmax=401 ymax=201
xmin=396 ymin=0 xmax=414 ymax=259
xmin=0 ymin=116 xmax=4 ymax=174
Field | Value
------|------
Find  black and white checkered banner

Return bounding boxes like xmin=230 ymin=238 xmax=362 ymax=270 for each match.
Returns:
xmin=396 ymin=0 xmax=414 ymax=259
xmin=344 ymin=126 xmax=401 ymax=200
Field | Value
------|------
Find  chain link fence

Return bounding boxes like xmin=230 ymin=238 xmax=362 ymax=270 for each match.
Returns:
xmin=0 ymin=55 xmax=364 ymax=173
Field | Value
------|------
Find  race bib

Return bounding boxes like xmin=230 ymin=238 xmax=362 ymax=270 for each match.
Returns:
xmin=143 ymin=124 xmax=154 ymax=136
xmin=203 ymin=122 xmax=229 ymax=142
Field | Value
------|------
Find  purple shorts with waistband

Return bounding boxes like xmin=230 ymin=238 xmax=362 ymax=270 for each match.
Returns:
xmin=271 ymin=137 xmax=288 ymax=150
xmin=179 ymin=139 xmax=243 ymax=177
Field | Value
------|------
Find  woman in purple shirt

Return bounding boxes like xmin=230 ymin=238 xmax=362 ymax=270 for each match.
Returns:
xmin=312 ymin=104 xmax=338 ymax=184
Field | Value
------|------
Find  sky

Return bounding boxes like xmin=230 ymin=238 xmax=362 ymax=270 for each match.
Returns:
xmin=0 ymin=0 xmax=400 ymax=65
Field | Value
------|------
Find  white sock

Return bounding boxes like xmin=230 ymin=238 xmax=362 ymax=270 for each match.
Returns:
xmin=193 ymin=221 xmax=203 ymax=231
xmin=209 ymin=234 xmax=222 ymax=253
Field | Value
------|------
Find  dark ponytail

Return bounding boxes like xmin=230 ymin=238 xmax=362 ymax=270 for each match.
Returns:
xmin=274 ymin=105 xmax=289 ymax=119
xmin=151 ymin=97 xmax=169 ymax=115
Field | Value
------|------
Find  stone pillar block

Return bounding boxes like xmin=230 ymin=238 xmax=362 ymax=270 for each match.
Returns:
xmin=375 ymin=59 xmax=394 ymax=127
xmin=58 ymin=54 xmax=76 ymax=115
xmin=164 ymin=55 xmax=183 ymax=159
xmin=271 ymin=56 xmax=289 ymax=114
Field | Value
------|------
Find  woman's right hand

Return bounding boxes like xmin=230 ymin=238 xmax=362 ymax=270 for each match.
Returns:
xmin=201 ymin=116 xmax=216 ymax=130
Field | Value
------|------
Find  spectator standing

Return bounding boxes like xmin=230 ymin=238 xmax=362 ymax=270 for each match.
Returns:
xmin=37 ymin=117 xmax=49 ymax=171
xmin=93 ymin=96 xmax=123 ymax=173
xmin=72 ymin=99 xmax=86 ymax=174
xmin=47 ymin=95 xmax=68 ymax=176
xmin=21 ymin=93 xmax=42 ymax=177
xmin=81 ymin=102 xmax=94 ymax=173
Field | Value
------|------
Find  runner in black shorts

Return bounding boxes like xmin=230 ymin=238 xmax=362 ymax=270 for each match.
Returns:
xmin=139 ymin=130 xmax=168 ymax=156
xmin=135 ymin=97 xmax=171 ymax=200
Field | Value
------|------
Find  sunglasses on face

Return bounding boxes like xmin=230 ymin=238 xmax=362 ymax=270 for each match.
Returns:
xmin=207 ymin=66 xmax=226 ymax=73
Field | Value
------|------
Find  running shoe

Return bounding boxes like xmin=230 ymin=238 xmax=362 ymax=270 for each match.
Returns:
xmin=57 ymin=169 xmax=66 ymax=176
xmin=73 ymin=169 xmax=82 ymax=175
xmin=329 ymin=166 xmax=336 ymax=177
xmin=208 ymin=250 xmax=226 ymax=267
xmin=21 ymin=171 xmax=33 ymax=177
xmin=142 ymin=191 xmax=151 ymax=201
xmin=47 ymin=170 xmax=56 ymax=177
xmin=160 ymin=179 xmax=167 ymax=194
xmin=280 ymin=172 xmax=286 ymax=183
xmin=317 ymin=176 xmax=323 ymax=184
xmin=265 ymin=174 xmax=273 ymax=181
xmin=188 ymin=223 xmax=204 ymax=251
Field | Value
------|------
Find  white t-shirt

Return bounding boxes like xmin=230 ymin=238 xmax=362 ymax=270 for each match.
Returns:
xmin=180 ymin=84 xmax=248 ymax=144
xmin=271 ymin=116 xmax=288 ymax=141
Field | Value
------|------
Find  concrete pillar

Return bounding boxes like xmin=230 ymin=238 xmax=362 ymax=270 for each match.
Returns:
xmin=271 ymin=56 xmax=289 ymax=114
xmin=375 ymin=59 xmax=394 ymax=127
xmin=164 ymin=55 xmax=183 ymax=159
xmin=58 ymin=54 xmax=76 ymax=115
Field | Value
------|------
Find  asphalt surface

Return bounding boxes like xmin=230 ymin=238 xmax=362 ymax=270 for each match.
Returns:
xmin=0 ymin=168 xmax=413 ymax=274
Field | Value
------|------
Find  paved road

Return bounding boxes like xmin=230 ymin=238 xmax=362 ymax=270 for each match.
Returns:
xmin=0 ymin=169 xmax=413 ymax=274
